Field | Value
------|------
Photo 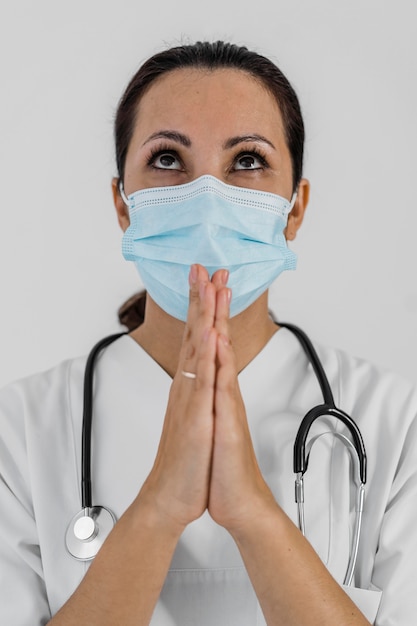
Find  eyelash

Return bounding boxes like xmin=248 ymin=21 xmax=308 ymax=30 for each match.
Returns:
xmin=146 ymin=144 xmax=270 ymax=171
xmin=236 ymin=148 xmax=269 ymax=170
xmin=146 ymin=144 xmax=179 ymax=168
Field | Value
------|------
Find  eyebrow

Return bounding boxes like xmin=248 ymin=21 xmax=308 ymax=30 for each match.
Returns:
xmin=223 ymin=134 xmax=276 ymax=150
xmin=142 ymin=130 xmax=191 ymax=147
xmin=142 ymin=130 xmax=275 ymax=151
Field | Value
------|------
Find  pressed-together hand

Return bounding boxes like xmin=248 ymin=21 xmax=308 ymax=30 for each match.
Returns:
xmin=140 ymin=263 xmax=275 ymax=532
xmin=139 ymin=264 xmax=218 ymax=528
xmin=208 ymin=267 xmax=277 ymax=532
xmin=208 ymin=280 xmax=276 ymax=533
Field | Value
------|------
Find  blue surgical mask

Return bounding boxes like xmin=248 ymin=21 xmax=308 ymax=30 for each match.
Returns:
xmin=121 ymin=175 xmax=297 ymax=321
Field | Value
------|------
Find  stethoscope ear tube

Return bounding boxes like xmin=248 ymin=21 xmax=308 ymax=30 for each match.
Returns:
xmin=278 ymin=322 xmax=335 ymax=406
xmin=81 ymin=332 xmax=128 ymax=508
xmin=293 ymin=405 xmax=367 ymax=484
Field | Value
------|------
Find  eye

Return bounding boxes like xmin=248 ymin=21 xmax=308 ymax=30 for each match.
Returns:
xmin=149 ymin=150 xmax=183 ymax=170
xmin=233 ymin=151 xmax=268 ymax=171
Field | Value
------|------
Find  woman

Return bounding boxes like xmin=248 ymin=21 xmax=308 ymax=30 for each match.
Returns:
xmin=1 ymin=41 xmax=416 ymax=625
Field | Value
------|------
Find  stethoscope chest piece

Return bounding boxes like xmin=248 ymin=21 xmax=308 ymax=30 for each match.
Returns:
xmin=66 ymin=506 xmax=116 ymax=561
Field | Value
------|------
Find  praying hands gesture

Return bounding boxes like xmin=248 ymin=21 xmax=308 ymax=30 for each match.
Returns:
xmin=51 ymin=266 xmax=370 ymax=625
xmin=139 ymin=263 xmax=276 ymax=534
xmin=122 ymin=263 xmax=370 ymax=625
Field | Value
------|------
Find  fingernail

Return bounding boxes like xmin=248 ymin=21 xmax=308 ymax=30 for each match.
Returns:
xmin=190 ymin=264 xmax=198 ymax=285
xmin=223 ymin=269 xmax=229 ymax=285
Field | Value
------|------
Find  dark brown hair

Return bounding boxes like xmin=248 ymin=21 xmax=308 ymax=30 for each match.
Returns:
xmin=118 ymin=291 xmax=147 ymax=331
xmin=114 ymin=40 xmax=305 ymax=192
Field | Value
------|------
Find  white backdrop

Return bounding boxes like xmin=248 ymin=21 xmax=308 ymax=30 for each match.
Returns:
xmin=0 ymin=0 xmax=416 ymax=388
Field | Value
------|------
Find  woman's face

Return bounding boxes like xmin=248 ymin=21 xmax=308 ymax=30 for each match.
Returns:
xmin=114 ymin=68 xmax=309 ymax=238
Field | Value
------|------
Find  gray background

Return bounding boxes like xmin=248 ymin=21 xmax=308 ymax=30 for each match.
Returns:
xmin=0 ymin=0 xmax=416 ymax=387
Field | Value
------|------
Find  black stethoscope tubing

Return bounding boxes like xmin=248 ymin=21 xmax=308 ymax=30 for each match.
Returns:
xmin=80 ymin=324 xmax=367 ymax=507
xmin=72 ymin=322 xmax=367 ymax=577
xmin=278 ymin=322 xmax=367 ymax=484
xmin=81 ymin=331 xmax=128 ymax=509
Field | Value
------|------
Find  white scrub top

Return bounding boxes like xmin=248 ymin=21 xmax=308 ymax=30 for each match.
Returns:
xmin=1 ymin=328 xmax=417 ymax=625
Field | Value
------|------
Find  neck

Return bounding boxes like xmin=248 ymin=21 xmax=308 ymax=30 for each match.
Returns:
xmin=129 ymin=293 xmax=278 ymax=378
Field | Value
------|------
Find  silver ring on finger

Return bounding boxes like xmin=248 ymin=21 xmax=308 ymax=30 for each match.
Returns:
xmin=181 ymin=370 xmax=197 ymax=380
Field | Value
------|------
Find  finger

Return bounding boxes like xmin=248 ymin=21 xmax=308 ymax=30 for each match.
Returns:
xmin=175 ymin=328 xmax=217 ymax=417
xmin=215 ymin=330 xmax=247 ymax=425
xmin=181 ymin=280 xmax=216 ymax=374
xmin=193 ymin=326 xmax=217 ymax=393
xmin=216 ymin=332 xmax=238 ymax=391
xmin=211 ymin=269 xmax=229 ymax=291
xmin=215 ymin=332 xmax=248 ymax=449
xmin=177 ymin=267 xmax=216 ymax=378
xmin=181 ymin=264 xmax=211 ymax=355
xmin=214 ymin=285 xmax=232 ymax=339
xmin=173 ymin=328 xmax=217 ymax=465
xmin=184 ymin=264 xmax=209 ymax=334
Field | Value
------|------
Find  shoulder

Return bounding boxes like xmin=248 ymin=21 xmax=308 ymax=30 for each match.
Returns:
xmin=310 ymin=337 xmax=417 ymax=490
xmin=0 ymin=333 xmax=136 ymax=451
xmin=314 ymin=338 xmax=417 ymax=418
xmin=0 ymin=356 xmax=87 ymax=490
xmin=276 ymin=326 xmax=417 ymax=455
xmin=275 ymin=326 xmax=417 ymax=412
xmin=0 ymin=355 xmax=86 ymax=429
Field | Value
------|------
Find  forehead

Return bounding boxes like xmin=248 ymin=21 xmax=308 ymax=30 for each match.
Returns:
xmin=133 ymin=67 xmax=285 ymax=140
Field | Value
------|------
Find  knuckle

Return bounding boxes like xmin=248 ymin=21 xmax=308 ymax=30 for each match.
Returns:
xmin=189 ymin=287 xmax=200 ymax=303
xmin=184 ymin=344 xmax=196 ymax=361
xmin=183 ymin=326 xmax=192 ymax=342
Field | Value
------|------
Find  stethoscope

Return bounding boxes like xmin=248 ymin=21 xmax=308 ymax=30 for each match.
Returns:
xmin=65 ymin=322 xmax=366 ymax=586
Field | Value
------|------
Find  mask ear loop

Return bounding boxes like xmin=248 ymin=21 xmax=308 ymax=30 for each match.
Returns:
xmin=289 ymin=191 xmax=297 ymax=211
xmin=118 ymin=179 xmax=130 ymax=207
